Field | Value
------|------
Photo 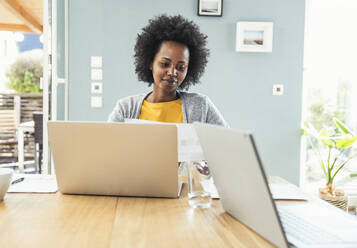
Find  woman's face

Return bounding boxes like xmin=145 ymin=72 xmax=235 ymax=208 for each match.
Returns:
xmin=150 ymin=41 xmax=190 ymax=94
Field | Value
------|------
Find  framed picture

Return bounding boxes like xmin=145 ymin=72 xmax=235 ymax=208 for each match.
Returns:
xmin=198 ymin=0 xmax=223 ymax=17
xmin=236 ymin=22 xmax=274 ymax=52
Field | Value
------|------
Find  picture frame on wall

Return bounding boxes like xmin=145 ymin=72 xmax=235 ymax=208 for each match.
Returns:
xmin=198 ymin=0 xmax=223 ymax=17
xmin=236 ymin=22 xmax=274 ymax=53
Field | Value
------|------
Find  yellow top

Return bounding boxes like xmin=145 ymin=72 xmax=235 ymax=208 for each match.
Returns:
xmin=139 ymin=98 xmax=184 ymax=123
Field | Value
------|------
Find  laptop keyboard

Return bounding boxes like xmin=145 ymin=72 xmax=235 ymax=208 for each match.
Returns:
xmin=277 ymin=207 xmax=344 ymax=245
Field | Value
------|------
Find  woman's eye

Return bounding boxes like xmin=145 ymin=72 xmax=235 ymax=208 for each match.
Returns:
xmin=178 ymin=65 xmax=186 ymax=71
xmin=160 ymin=62 xmax=169 ymax=67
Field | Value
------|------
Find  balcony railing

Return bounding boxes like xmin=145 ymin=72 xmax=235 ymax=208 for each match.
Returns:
xmin=0 ymin=93 xmax=43 ymax=166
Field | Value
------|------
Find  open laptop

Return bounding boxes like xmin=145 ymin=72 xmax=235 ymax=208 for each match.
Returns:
xmin=48 ymin=121 xmax=182 ymax=198
xmin=193 ymin=122 xmax=357 ymax=248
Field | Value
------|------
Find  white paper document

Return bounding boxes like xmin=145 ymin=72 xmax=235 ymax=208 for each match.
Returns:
xmin=8 ymin=174 xmax=58 ymax=193
xmin=200 ymin=182 xmax=310 ymax=201
xmin=269 ymin=183 xmax=309 ymax=201
xmin=176 ymin=123 xmax=205 ymax=162
xmin=124 ymin=119 xmax=205 ymax=162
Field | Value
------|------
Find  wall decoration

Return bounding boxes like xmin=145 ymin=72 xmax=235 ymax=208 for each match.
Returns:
xmin=198 ymin=0 xmax=223 ymax=17
xmin=236 ymin=22 xmax=273 ymax=52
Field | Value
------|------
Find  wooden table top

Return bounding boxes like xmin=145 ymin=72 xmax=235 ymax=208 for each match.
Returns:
xmin=0 ymin=184 xmax=275 ymax=248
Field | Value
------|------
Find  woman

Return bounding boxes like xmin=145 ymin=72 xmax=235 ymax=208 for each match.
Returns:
xmin=108 ymin=14 xmax=227 ymax=127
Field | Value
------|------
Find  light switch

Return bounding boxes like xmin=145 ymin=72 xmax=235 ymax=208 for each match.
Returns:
xmin=91 ymin=69 xmax=102 ymax=81
xmin=91 ymin=82 xmax=102 ymax=94
xmin=272 ymin=84 xmax=284 ymax=95
xmin=91 ymin=56 xmax=102 ymax=68
xmin=91 ymin=96 xmax=102 ymax=108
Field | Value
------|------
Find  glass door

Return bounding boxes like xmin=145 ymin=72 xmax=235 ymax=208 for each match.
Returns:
xmin=42 ymin=0 xmax=52 ymax=174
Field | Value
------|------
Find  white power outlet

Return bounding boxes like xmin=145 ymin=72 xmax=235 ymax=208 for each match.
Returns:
xmin=91 ymin=56 xmax=102 ymax=68
xmin=91 ymin=96 xmax=102 ymax=108
xmin=91 ymin=82 xmax=102 ymax=94
xmin=91 ymin=69 xmax=102 ymax=81
xmin=273 ymin=84 xmax=284 ymax=95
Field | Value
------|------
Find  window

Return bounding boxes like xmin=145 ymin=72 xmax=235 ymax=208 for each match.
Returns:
xmin=302 ymin=0 xmax=357 ymax=184
xmin=4 ymin=40 xmax=7 ymax=57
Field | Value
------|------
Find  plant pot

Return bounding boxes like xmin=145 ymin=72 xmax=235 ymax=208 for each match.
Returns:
xmin=319 ymin=187 xmax=348 ymax=211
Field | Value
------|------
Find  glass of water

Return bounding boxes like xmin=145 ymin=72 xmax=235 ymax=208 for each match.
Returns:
xmin=185 ymin=161 xmax=212 ymax=208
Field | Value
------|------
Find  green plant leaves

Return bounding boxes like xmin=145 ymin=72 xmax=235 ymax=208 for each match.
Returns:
xmin=334 ymin=117 xmax=355 ymax=136
xmin=335 ymin=136 xmax=357 ymax=149
xmin=319 ymin=129 xmax=334 ymax=148
xmin=302 ymin=121 xmax=319 ymax=138
xmin=303 ymin=119 xmax=357 ymax=184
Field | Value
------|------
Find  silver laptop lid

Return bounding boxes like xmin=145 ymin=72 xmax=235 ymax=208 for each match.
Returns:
xmin=193 ymin=122 xmax=289 ymax=248
xmin=48 ymin=121 xmax=179 ymax=198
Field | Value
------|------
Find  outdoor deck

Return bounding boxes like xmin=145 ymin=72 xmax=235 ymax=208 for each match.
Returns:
xmin=0 ymin=93 xmax=42 ymax=173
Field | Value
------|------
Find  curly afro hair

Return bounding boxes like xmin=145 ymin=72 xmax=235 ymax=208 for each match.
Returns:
xmin=134 ymin=14 xmax=209 ymax=90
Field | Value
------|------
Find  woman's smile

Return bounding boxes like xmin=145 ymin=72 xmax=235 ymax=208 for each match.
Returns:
xmin=162 ymin=78 xmax=178 ymax=84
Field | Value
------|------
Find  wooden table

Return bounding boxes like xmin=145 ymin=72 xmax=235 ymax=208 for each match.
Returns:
xmin=0 ymin=185 xmax=275 ymax=248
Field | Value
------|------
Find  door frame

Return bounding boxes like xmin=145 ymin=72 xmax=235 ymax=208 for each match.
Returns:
xmin=42 ymin=0 xmax=69 ymax=174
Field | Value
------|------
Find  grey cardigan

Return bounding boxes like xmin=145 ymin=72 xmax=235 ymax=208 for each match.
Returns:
xmin=108 ymin=91 xmax=228 ymax=127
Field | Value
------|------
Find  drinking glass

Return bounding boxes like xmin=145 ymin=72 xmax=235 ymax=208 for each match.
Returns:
xmin=185 ymin=160 xmax=212 ymax=208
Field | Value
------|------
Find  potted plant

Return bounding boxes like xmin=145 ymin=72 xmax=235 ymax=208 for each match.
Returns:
xmin=303 ymin=118 xmax=357 ymax=209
